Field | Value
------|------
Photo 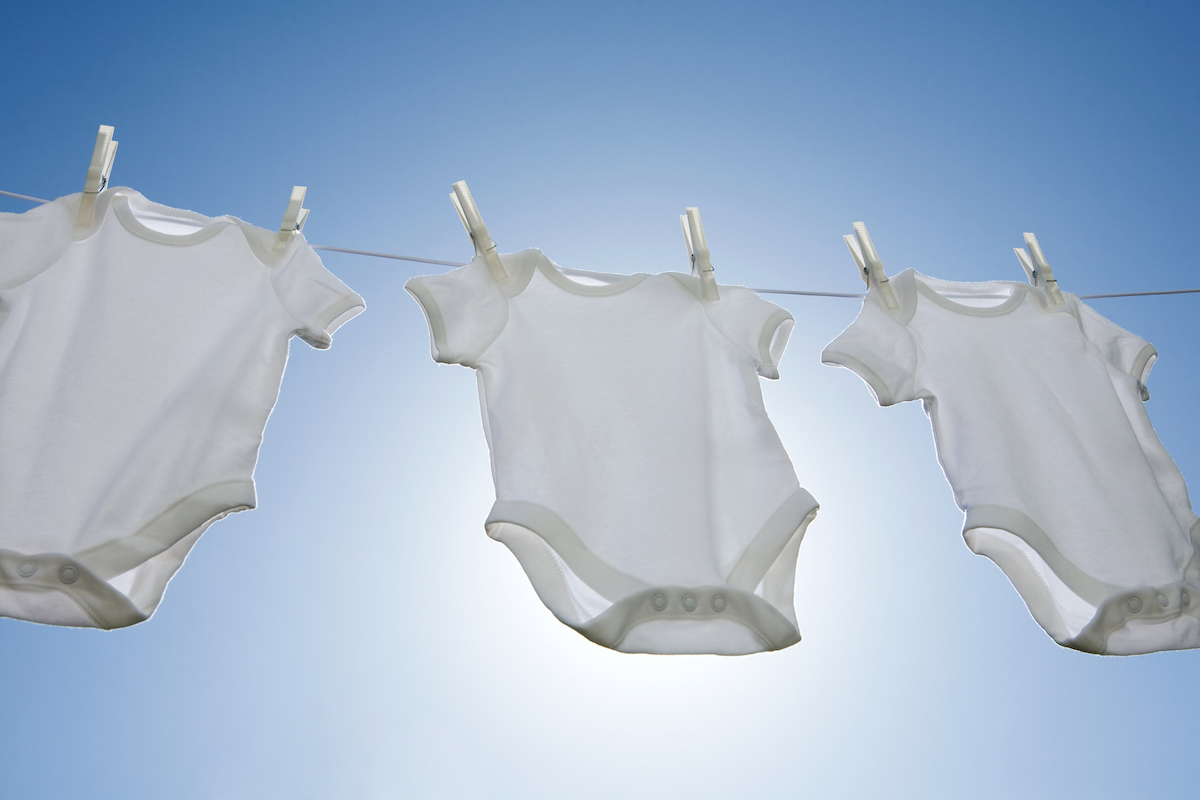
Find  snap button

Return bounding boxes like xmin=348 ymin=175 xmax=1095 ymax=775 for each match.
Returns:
xmin=18 ymin=561 xmax=37 ymax=577
xmin=1158 ymin=593 xmax=1169 ymax=608
xmin=1126 ymin=596 xmax=1142 ymax=613
xmin=1183 ymin=591 xmax=1191 ymax=607
xmin=681 ymin=594 xmax=697 ymax=612
xmin=711 ymin=594 xmax=727 ymax=612
xmin=651 ymin=593 xmax=667 ymax=611
xmin=59 ymin=565 xmax=78 ymax=584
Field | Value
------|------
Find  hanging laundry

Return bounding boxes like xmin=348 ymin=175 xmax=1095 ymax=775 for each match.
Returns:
xmin=407 ymin=248 xmax=818 ymax=654
xmin=0 ymin=188 xmax=364 ymax=628
xmin=823 ymin=269 xmax=1200 ymax=655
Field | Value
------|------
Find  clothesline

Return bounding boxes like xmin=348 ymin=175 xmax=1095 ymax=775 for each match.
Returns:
xmin=5 ymin=188 xmax=1199 ymax=301
xmin=1 ymin=189 xmax=51 ymax=204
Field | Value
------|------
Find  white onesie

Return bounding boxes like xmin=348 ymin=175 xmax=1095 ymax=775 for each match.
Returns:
xmin=0 ymin=188 xmax=364 ymax=629
xmin=823 ymin=269 xmax=1200 ymax=655
xmin=407 ymin=249 xmax=817 ymax=655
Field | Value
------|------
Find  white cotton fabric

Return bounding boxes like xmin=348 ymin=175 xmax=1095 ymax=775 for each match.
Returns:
xmin=0 ymin=188 xmax=364 ymax=629
xmin=407 ymin=249 xmax=818 ymax=655
xmin=823 ymin=269 xmax=1200 ymax=655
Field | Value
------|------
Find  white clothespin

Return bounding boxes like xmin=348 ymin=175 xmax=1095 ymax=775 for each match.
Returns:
xmin=76 ymin=125 xmax=119 ymax=227
xmin=450 ymin=180 xmax=506 ymax=281
xmin=1013 ymin=232 xmax=1064 ymax=305
xmin=679 ymin=207 xmax=719 ymax=301
xmin=846 ymin=221 xmax=898 ymax=309
xmin=273 ymin=186 xmax=310 ymax=254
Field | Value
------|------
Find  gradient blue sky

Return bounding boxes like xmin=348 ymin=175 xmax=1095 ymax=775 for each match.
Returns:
xmin=3 ymin=2 xmax=1199 ymax=798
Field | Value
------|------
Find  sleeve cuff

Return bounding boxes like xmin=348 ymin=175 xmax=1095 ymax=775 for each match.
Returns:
xmin=1132 ymin=344 xmax=1157 ymax=401
xmin=1131 ymin=343 xmax=1157 ymax=385
xmin=756 ymin=309 xmax=795 ymax=380
xmin=821 ymin=349 xmax=897 ymax=407
xmin=404 ymin=277 xmax=453 ymax=363
xmin=300 ymin=293 xmax=366 ymax=350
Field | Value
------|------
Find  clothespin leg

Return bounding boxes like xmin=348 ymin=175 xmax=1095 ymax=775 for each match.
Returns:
xmin=1023 ymin=232 xmax=1064 ymax=305
xmin=685 ymin=207 xmax=719 ymax=301
xmin=274 ymin=186 xmax=308 ymax=254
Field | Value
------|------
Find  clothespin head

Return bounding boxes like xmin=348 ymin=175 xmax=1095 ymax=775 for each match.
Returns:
xmin=273 ymin=186 xmax=309 ymax=254
xmin=451 ymin=180 xmax=507 ymax=281
xmin=684 ymin=207 xmax=719 ymax=301
xmin=76 ymin=124 xmax=118 ymax=227
xmin=1022 ymin=232 xmax=1064 ymax=305
xmin=851 ymin=221 xmax=898 ymax=309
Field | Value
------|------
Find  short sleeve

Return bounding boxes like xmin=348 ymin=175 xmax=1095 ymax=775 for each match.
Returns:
xmin=704 ymin=285 xmax=795 ymax=379
xmin=270 ymin=237 xmax=365 ymax=349
xmin=821 ymin=295 xmax=918 ymax=406
xmin=404 ymin=258 xmax=509 ymax=366
xmin=1075 ymin=299 xmax=1157 ymax=385
xmin=0 ymin=194 xmax=75 ymax=289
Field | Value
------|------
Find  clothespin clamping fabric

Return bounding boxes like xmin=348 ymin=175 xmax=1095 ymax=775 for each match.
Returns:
xmin=1012 ymin=232 xmax=1064 ymax=306
xmin=450 ymin=180 xmax=507 ymax=281
xmin=678 ymin=207 xmax=719 ymax=301
xmin=844 ymin=221 xmax=898 ymax=309
xmin=76 ymin=125 xmax=118 ymax=228
xmin=273 ymin=186 xmax=310 ymax=255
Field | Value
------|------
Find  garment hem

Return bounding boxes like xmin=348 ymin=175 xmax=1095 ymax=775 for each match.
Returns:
xmin=0 ymin=479 xmax=258 ymax=628
xmin=0 ymin=551 xmax=147 ymax=629
xmin=756 ymin=309 xmax=794 ymax=380
xmin=301 ymin=293 xmax=365 ymax=349
xmin=580 ymin=584 xmax=801 ymax=654
xmin=821 ymin=349 xmax=897 ymax=406
xmin=485 ymin=490 xmax=813 ymax=654
xmin=1131 ymin=343 xmax=1158 ymax=384
xmin=404 ymin=278 xmax=455 ymax=364
xmin=964 ymin=503 xmax=1200 ymax=655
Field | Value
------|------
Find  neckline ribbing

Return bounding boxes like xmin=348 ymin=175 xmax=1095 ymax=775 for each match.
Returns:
xmin=909 ymin=270 xmax=1030 ymax=317
xmin=112 ymin=192 xmax=233 ymax=247
xmin=533 ymin=250 xmax=650 ymax=297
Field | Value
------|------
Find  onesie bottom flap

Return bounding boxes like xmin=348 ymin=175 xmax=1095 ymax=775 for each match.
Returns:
xmin=964 ymin=504 xmax=1200 ymax=655
xmin=486 ymin=492 xmax=816 ymax=655
xmin=0 ymin=550 xmax=147 ymax=629
xmin=578 ymin=584 xmax=801 ymax=654
xmin=0 ymin=479 xmax=257 ymax=629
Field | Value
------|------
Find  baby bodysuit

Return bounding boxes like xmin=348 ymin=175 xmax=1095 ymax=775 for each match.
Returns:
xmin=0 ymin=188 xmax=364 ymax=629
xmin=407 ymin=249 xmax=817 ymax=655
xmin=823 ymin=269 xmax=1200 ymax=655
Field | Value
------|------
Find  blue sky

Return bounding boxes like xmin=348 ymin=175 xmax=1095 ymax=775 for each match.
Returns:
xmin=2 ymin=2 xmax=1199 ymax=797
